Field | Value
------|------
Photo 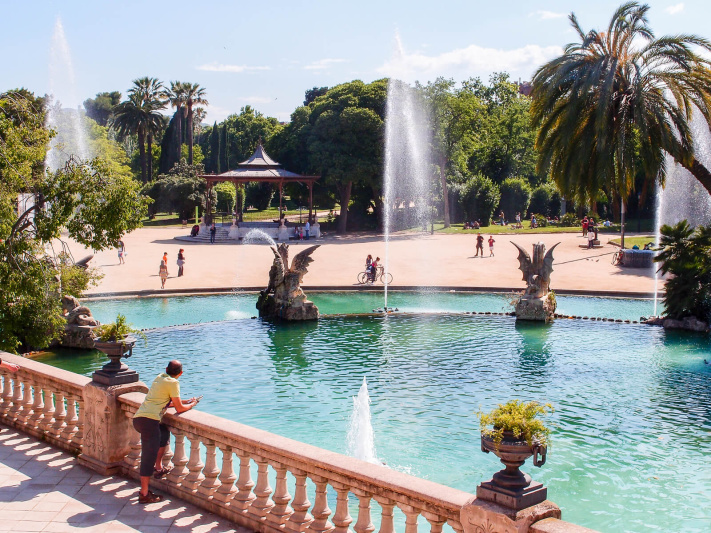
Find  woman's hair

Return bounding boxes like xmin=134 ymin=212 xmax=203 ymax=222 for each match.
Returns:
xmin=160 ymin=260 xmax=165 ymax=266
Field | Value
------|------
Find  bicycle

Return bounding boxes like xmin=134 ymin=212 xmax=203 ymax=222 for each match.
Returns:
xmin=357 ymin=266 xmax=393 ymax=284
xmin=611 ymin=250 xmax=624 ymax=266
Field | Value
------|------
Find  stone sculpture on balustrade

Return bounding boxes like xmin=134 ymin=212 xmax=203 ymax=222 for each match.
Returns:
xmin=60 ymin=295 xmax=100 ymax=349
xmin=256 ymin=243 xmax=320 ymax=320
xmin=511 ymin=242 xmax=560 ymax=322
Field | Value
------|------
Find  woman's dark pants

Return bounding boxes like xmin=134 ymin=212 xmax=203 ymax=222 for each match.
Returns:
xmin=133 ymin=417 xmax=170 ymax=477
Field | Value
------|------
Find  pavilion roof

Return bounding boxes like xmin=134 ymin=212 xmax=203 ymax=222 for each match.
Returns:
xmin=202 ymin=143 xmax=318 ymax=183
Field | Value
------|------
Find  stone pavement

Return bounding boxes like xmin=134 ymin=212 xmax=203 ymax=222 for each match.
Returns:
xmin=0 ymin=425 xmax=250 ymax=532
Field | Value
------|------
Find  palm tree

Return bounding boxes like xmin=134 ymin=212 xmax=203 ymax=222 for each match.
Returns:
xmin=112 ymin=93 xmax=149 ymax=182
xmin=129 ymin=77 xmax=167 ymax=180
xmin=182 ymin=83 xmax=208 ymax=164
xmin=165 ymin=81 xmax=188 ymax=163
xmin=531 ymin=2 xmax=711 ymax=247
xmin=192 ymin=107 xmax=207 ymax=145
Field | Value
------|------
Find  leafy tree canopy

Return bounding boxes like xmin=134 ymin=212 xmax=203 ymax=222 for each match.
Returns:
xmin=83 ymin=91 xmax=121 ymax=126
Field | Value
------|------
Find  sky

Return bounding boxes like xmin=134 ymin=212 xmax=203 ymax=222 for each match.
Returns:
xmin=3 ymin=1 xmax=710 ymax=123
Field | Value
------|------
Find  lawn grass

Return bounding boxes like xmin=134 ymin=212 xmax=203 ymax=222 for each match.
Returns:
xmin=141 ymin=208 xmax=329 ymax=227
xmin=428 ymin=222 xmax=582 ymax=235
xmin=608 ymin=235 xmax=656 ymax=248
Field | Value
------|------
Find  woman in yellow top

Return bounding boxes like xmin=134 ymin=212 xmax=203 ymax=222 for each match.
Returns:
xmin=133 ymin=359 xmax=198 ymax=504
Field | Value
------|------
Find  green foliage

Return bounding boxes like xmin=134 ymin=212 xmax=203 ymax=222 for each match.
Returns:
xmin=246 ymin=182 xmax=276 ymax=211
xmin=478 ymin=400 xmax=554 ymax=448
xmin=529 ymin=183 xmax=562 ymax=218
xmin=655 ymin=221 xmax=711 ymax=321
xmin=459 ymin=174 xmax=500 ymax=226
xmin=57 ymin=252 xmax=104 ymax=298
xmin=94 ymin=313 xmax=146 ymax=342
xmin=304 ymin=86 xmax=328 ymax=106
xmin=498 ymin=177 xmax=531 ymax=220
xmin=207 ymin=121 xmax=221 ymax=173
xmin=222 ymin=106 xmax=282 ymax=164
xmin=181 ymin=143 xmax=204 ymax=166
xmin=560 ymin=212 xmax=579 ymax=227
xmin=83 ymin=91 xmax=121 ymax=127
xmin=530 ymin=214 xmax=548 ymax=228
xmin=143 ymin=160 xmax=213 ymax=220
xmin=214 ymin=182 xmax=236 ymax=213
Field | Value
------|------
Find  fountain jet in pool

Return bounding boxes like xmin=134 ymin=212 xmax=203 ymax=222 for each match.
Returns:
xmin=382 ymin=37 xmax=433 ymax=309
xmin=346 ymin=377 xmax=380 ymax=464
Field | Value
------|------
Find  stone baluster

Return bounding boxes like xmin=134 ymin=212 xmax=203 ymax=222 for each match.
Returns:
xmin=330 ymin=482 xmax=352 ymax=533
xmin=51 ymin=391 xmax=67 ymax=439
xmin=124 ymin=413 xmax=141 ymax=472
xmin=446 ymin=519 xmax=464 ymax=533
xmin=422 ymin=512 xmax=445 ymax=533
xmin=182 ymin=433 xmax=205 ymax=491
xmin=308 ymin=475 xmax=334 ymax=533
xmin=251 ymin=455 xmax=275 ymax=517
xmin=28 ymin=381 xmax=45 ymax=430
xmin=352 ymin=489 xmax=375 ymax=533
xmin=61 ymin=395 xmax=79 ymax=445
xmin=2 ymin=374 xmax=15 ymax=409
xmin=398 ymin=504 xmax=420 ymax=533
xmin=213 ymin=444 xmax=237 ymax=504
xmin=233 ymin=449 xmax=256 ymax=510
xmin=168 ymin=429 xmax=189 ymax=484
xmin=198 ymin=439 xmax=221 ymax=497
xmin=10 ymin=376 xmax=23 ymax=417
xmin=287 ymin=468 xmax=313 ymax=532
xmin=267 ymin=462 xmax=293 ymax=526
xmin=16 ymin=380 xmax=34 ymax=425
xmin=161 ymin=440 xmax=174 ymax=472
xmin=39 ymin=388 xmax=55 ymax=433
xmin=72 ymin=398 xmax=85 ymax=449
xmin=0 ymin=373 xmax=6 ymax=410
xmin=373 ymin=497 xmax=395 ymax=533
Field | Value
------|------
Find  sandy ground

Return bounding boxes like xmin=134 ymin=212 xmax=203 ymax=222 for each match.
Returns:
xmin=59 ymin=227 xmax=659 ymax=297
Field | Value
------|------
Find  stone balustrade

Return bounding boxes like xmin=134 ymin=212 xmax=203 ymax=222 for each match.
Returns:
xmin=0 ymin=352 xmax=90 ymax=454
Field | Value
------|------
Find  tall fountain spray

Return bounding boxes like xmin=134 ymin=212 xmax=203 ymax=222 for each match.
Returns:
xmin=346 ymin=377 xmax=380 ymax=464
xmin=654 ymin=110 xmax=711 ymax=315
xmin=382 ymin=35 xmax=433 ymax=308
xmin=46 ymin=17 xmax=91 ymax=171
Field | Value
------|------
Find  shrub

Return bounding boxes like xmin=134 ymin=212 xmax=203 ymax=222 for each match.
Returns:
xmin=459 ymin=174 xmax=501 ymax=226
xmin=214 ymin=182 xmax=236 ymax=213
xmin=499 ymin=177 xmax=532 ymax=221
xmin=560 ymin=212 xmax=579 ymax=227
xmin=529 ymin=183 xmax=561 ymax=218
xmin=530 ymin=213 xmax=548 ymax=227
xmin=478 ymin=400 xmax=554 ymax=448
xmin=94 ymin=314 xmax=146 ymax=342
xmin=246 ymin=182 xmax=276 ymax=211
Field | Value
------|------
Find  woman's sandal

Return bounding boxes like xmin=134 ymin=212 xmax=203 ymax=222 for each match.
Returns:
xmin=153 ymin=466 xmax=173 ymax=479
xmin=138 ymin=490 xmax=163 ymax=504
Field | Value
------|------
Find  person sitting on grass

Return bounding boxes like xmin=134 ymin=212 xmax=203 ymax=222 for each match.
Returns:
xmin=132 ymin=360 xmax=199 ymax=504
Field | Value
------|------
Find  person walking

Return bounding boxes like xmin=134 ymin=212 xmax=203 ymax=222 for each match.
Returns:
xmin=582 ymin=216 xmax=589 ymax=237
xmin=475 ymin=233 xmax=484 ymax=257
xmin=304 ymin=219 xmax=311 ymax=240
xmin=117 ymin=240 xmax=126 ymax=265
xmin=132 ymin=360 xmax=199 ymax=504
xmin=210 ymin=223 xmax=217 ymax=244
xmin=159 ymin=260 xmax=169 ymax=289
xmin=488 ymin=236 xmax=495 ymax=257
xmin=587 ymin=226 xmax=596 ymax=249
xmin=162 ymin=251 xmax=168 ymax=265
xmin=177 ymin=249 xmax=185 ymax=277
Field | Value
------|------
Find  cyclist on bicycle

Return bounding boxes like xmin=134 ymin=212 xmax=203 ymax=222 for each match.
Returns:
xmin=370 ymin=257 xmax=380 ymax=282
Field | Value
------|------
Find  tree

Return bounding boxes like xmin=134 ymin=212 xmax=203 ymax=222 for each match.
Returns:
xmin=1 ymin=90 xmax=150 ymax=352
xmin=221 ymin=122 xmax=229 ymax=171
xmin=207 ymin=121 xmax=221 ymax=174
xmin=304 ymin=86 xmax=328 ymax=106
xmin=459 ymin=174 xmax=501 ymax=226
xmin=143 ymin=160 xmax=213 ymax=220
xmin=214 ymin=182 xmax=236 ymax=213
xmin=531 ymin=2 xmax=711 ymax=248
xmin=245 ymin=182 xmax=276 ymax=211
xmin=165 ymin=81 xmax=188 ymax=163
xmin=499 ymin=177 xmax=532 ymax=221
xmin=83 ymin=91 xmax=121 ymax=126
xmin=421 ymin=78 xmax=483 ymax=227
xmin=655 ymin=221 xmax=711 ymax=321
xmin=182 ymin=83 xmax=208 ymax=164
xmin=529 ymin=183 xmax=561 ymax=218
xmin=222 ymin=106 xmax=281 ymax=163
xmin=128 ymin=77 xmax=167 ymax=181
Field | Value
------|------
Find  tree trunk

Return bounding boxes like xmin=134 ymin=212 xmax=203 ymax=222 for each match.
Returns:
xmin=175 ymin=106 xmax=183 ymax=162
xmin=680 ymin=157 xmax=711 ymax=196
xmin=187 ymin=103 xmax=194 ymax=165
xmin=337 ymin=181 xmax=352 ymax=234
xmin=620 ymin=199 xmax=626 ymax=249
xmin=138 ymin=129 xmax=147 ymax=183
xmin=147 ymin=133 xmax=153 ymax=181
xmin=440 ymin=158 xmax=450 ymax=228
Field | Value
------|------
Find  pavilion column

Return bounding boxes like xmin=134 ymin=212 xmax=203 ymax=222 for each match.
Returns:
xmin=279 ymin=181 xmax=284 ymax=219
xmin=309 ymin=182 xmax=313 ymax=223
xmin=205 ymin=182 xmax=213 ymax=225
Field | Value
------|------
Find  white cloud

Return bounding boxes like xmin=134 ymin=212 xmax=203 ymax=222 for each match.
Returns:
xmin=196 ymin=62 xmax=271 ymax=73
xmin=530 ymin=10 xmax=567 ymax=20
xmin=304 ymin=58 xmax=347 ymax=71
xmin=377 ymin=40 xmax=563 ymax=81
xmin=665 ymin=3 xmax=684 ymax=15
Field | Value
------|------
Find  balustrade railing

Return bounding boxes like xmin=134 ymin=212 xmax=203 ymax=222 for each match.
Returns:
xmin=0 ymin=354 xmax=90 ymax=454
xmin=118 ymin=391 xmax=469 ymax=533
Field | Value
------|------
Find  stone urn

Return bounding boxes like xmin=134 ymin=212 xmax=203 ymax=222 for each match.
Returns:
xmin=92 ymin=336 xmax=139 ymax=386
xmin=477 ymin=430 xmax=548 ymax=510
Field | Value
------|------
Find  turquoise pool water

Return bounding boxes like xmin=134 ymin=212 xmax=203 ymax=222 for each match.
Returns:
xmin=38 ymin=294 xmax=711 ymax=533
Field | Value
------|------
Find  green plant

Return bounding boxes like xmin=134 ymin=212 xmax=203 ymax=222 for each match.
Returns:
xmin=94 ymin=314 xmax=146 ymax=343
xmin=530 ymin=213 xmax=548 ymax=228
xmin=559 ymin=212 xmax=578 ymax=227
xmin=478 ymin=400 xmax=554 ymax=448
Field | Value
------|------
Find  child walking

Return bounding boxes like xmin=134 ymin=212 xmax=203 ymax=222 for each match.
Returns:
xmin=488 ymin=236 xmax=495 ymax=257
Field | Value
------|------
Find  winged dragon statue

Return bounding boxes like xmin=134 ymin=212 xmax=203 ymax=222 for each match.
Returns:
xmin=257 ymin=243 xmax=320 ymax=320
xmin=510 ymin=241 xmax=560 ymax=321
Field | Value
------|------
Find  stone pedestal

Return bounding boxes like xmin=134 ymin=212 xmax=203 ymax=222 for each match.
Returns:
xmin=61 ymin=324 xmax=96 ymax=349
xmin=277 ymin=227 xmax=289 ymax=242
xmin=312 ymin=223 xmax=321 ymax=238
xmin=256 ymin=294 xmax=319 ymax=321
xmin=515 ymin=295 xmax=556 ymax=322
xmin=229 ymin=224 xmax=240 ymax=239
xmin=78 ymin=381 xmax=148 ymax=475
xmin=461 ymin=497 xmax=560 ymax=533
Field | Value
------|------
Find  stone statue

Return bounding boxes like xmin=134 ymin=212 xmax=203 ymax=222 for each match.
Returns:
xmin=256 ymin=243 xmax=320 ymax=320
xmin=60 ymin=295 xmax=100 ymax=349
xmin=511 ymin=242 xmax=560 ymax=322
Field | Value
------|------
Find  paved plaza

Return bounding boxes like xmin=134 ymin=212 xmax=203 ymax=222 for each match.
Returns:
xmin=59 ymin=227 xmax=658 ymax=297
xmin=0 ymin=426 xmax=248 ymax=533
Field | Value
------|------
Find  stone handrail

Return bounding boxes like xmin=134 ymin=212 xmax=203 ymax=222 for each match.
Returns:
xmin=0 ymin=351 xmax=90 ymax=454
xmin=119 ymin=390 xmax=470 ymax=533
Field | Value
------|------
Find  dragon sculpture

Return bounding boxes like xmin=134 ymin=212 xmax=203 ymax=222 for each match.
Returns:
xmin=257 ymin=243 xmax=320 ymax=320
xmin=510 ymin=242 xmax=560 ymax=321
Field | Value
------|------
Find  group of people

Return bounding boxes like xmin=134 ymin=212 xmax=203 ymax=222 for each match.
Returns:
xmin=293 ymin=220 xmax=311 ymax=240
xmin=582 ymin=216 xmax=599 ymax=248
xmin=463 ymin=220 xmax=481 ymax=230
xmin=474 ymin=234 xmax=495 ymax=257
xmin=158 ymin=249 xmax=186 ymax=288
xmin=365 ymin=254 xmax=381 ymax=281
